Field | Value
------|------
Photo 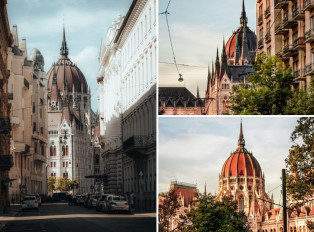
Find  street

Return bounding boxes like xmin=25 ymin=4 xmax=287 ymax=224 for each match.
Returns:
xmin=0 ymin=203 xmax=156 ymax=232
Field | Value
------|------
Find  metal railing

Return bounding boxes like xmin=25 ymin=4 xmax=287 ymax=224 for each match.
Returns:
xmin=305 ymin=29 xmax=313 ymax=40
xmin=293 ymin=37 xmax=305 ymax=48
xmin=123 ymin=135 xmax=155 ymax=150
xmin=264 ymin=7 xmax=270 ymax=17
xmin=305 ymin=63 xmax=314 ymax=74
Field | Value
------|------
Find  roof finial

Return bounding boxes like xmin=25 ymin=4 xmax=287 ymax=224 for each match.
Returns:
xmin=240 ymin=0 xmax=248 ymax=26
xmin=238 ymin=119 xmax=245 ymax=148
xmin=196 ymin=84 xmax=200 ymax=98
xmin=60 ymin=23 xmax=69 ymax=58
xmin=204 ymin=182 xmax=207 ymax=195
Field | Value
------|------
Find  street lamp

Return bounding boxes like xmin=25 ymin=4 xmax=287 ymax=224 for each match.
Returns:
xmin=178 ymin=74 xmax=183 ymax=82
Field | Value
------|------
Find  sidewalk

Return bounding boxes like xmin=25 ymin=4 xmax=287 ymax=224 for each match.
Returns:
xmin=0 ymin=205 xmax=21 ymax=232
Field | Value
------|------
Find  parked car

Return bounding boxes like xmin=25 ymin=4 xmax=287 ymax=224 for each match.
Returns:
xmin=29 ymin=194 xmax=42 ymax=206
xmin=87 ymin=194 xmax=100 ymax=208
xmin=96 ymin=194 xmax=109 ymax=212
xmin=105 ymin=195 xmax=130 ymax=213
xmin=22 ymin=196 xmax=39 ymax=211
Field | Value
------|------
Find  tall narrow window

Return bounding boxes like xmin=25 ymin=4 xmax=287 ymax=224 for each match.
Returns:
xmin=239 ymin=196 xmax=244 ymax=212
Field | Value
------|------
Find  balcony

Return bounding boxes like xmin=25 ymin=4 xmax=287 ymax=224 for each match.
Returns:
xmin=33 ymin=153 xmax=46 ymax=163
xmin=303 ymin=0 xmax=314 ymax=11
xmin=282 ymin=44 xmax=298 ymax=58
xmin=282 ymin=16 xmax=298 ymax=29
xmin=294 ymin=69 xmax=306 ymax=81
xmin=265 ymin=32 xmax=271 ymax=42
xmin=305 ymin=29 xmax=314 ymax=43
xmin=265 ymin=7 xmax=271 ymax=18
xmin=292 ymin=8 xmax=305 ymax=21
xmin=258 ymin=38 xmax=264 ymax=48
xmin=0 ymin=155 xmax=13 ymax=171
xmin=274 ymin=0 xmax=289 ymax=9
xmin=305 ymin=63 xmax=314 ymax=75
xmin=10 ymin=117 xmax=20 ymax=126
xmin=293 ymin=37 xmax=305 ymax=50
xmin=275 ymin=23 xmax=289 ymax=35
xmin=123 ymin=135 xmax=155 ymax=160
xmin=0 ymin=119 xmax=11 ymax=134
xmin=258 ymin=15 xmax=263 ymax=25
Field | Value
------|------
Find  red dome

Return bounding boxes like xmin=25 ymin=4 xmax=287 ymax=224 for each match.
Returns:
xmin=221 ymin=122 xmax=262 ymax=178
xmin=47 ymin=59 xmax=88 ymax=94
xmin=225 ymin=26 xmax=257 ymax=62
xmin=221 ymin=148 xmax=261 ymax=178
xmin=47 ymin=26 xmax=88 ymax=95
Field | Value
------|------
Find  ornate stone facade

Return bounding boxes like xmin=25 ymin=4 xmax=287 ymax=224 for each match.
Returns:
xmin=47 ymin=27 xmax=93 ymax=194
xmin=98 ymin=0 xmax=156 ymax=210
xmin=0 ymin=0 xmax=13 ymax=211
xmin=205 ymin=0 xmax=257 ymax=115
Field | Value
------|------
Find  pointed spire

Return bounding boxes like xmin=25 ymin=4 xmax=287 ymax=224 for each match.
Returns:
xmin=241 ymin=24 xmax=249 ymax=65
xmin=196 ymin=84 xmax=200 ymax=98
xmin=204 ymin=182 xmax=207 ymax=195
xmin=215 ymin=47 xmax=220 ymax=76
xmin=220 ymin=37 xmax=228 ymax=75
xmin=238 ymin=119 xmax=245 ymax=148
xmin=240 ymin=0 xmax=248 ymax=26
xmin=60 ymin=25 xmax=69 ymax=58
xmin=207 ymin=63 xmax=211 ymax=88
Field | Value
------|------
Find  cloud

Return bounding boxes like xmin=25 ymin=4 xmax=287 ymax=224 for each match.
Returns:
xmin=158 ymin=117 xmax=298 ymax=205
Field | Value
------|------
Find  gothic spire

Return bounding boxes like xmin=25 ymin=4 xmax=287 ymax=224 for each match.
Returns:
xmin=238 ymin=119 xmax=245 ymax=148
xmin=207 ymin=63 xmax=211 ymax=88
xmin=220 ymin=37 xmax=228 ymax=75
xmin=60 ymin=25 xmax=69 ymax=58
xmin=204 ymin=182 xmax=207 ymax=195
xmin=240 ymin=0 xmax=248 ymax=26
xmin=215 ymin=47 xmax=220 ymax=76
xmin=241 ymin=24 xmax=249 ymax=65
xmin=196 ymin=84 xmax=200 ymax=98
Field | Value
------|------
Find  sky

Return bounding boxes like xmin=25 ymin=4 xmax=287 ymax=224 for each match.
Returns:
xmin=159 ymin=0 xmax=257 ymax=98
xmin=158 ymin=116 xmax=300 ymax=205
xmin=7 ymin=0 xmax=133 ymax=112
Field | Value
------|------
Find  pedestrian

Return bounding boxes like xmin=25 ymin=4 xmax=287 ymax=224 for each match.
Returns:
xmin=130 ymin=192 xmax=135 ymax=210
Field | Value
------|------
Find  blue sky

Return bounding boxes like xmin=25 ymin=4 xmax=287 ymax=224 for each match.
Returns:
xmin=7 ymin=0 xmax=132 ymax=111
xmin=159 ymin=117 xmax=300 ymax=205
xmin=159 ymin=0 xmax=257 ymax=97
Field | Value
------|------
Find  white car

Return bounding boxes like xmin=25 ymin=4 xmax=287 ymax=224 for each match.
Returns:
xmin=29 ymin=194 xmax=41 ymax=206
xmin=22 ymin=196 xmax=39 ymax=211
xmin=106 ymin=195 xmax=130 ymax=213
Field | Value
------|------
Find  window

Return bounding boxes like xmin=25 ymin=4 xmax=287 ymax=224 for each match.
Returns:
xmin=63 ymin=162 xmax=65 ymax=167
xmin=53 ymin=146 xmax=56 ymax=156
xmin=33 ymin=122 xmax=36 ymax=133
xmin=34 ymin=142 xmax=38 ymax=154
xmin=239 ymin=196 xmax=244 ymax=211
xmin=33 ymin=102 xmax=35 ymax=113
xmin=66 ymin=145 xmax=69 ymax=156
xmin=50 ymin=146 xmax=53 ymax=156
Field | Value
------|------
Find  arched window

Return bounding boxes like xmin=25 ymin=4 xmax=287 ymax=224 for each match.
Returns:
xmin=239 ymin=195 xmax=244 ymax=212
xmin=62 ymin=145 xmax=65 ymax=156
xmin=53 ymin=146 xmax=56 ymax=156
xmin=50 ymin=146 xmax=53 ymax=156
xmin=66 ymin=145 xmax=69 ymax=156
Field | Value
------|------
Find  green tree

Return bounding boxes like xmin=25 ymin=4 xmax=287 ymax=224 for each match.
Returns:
xmin=183 ymin=194 xmax=250 ymax=232
xmin=47 ymin=177 xmax=56 ymax=193
xmin=285 ymin=117 xmax=314 ymax=229
xmin=158 ymin=188 xmax=181 ymax=232
xmin=56 ymin=177 xmax=71 ymax=192
xmin=229 ymin=54 xmax=294 ymax=115
xmin=285 ymin=80 xmax=314 ymax=115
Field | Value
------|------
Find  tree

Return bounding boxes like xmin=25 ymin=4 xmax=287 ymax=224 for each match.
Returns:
xmin=158 ymin=188 xmax=181 ymax=232
xmin=286 ymin=117 xmax=314 ymax=229
xmin=47 ymin=177 xmax=56 ymax=193
xmin=285 ymin=80 xmax=314 ymax=115
xmin=55 ymin=177 xmax=71 ymax=192
xmin=229 ymin=54 xmax=294 ymax=115
xmin=182 ymin=194 xmax=250 ymax=232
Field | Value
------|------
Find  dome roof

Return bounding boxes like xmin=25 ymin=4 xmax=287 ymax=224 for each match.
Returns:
xmin=225 ymin=26 xmax=257 ymax=62
xmin=29 ymin=48 xmax=45 ymax=71
xmin=221 ymin=122 xmax=262 ymax=178
xmin=225 ymin=0 xmax=257 ymax=65
xmin=47 ymin=27 xmax=88 ymax=96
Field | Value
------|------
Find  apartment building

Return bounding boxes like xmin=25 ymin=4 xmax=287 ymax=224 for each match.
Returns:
xmin=256 ymin=0 xmax=314 ymax=91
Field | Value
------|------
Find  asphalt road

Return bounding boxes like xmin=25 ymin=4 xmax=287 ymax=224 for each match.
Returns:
xmin=1 ymin=203 xmax=156 ymax=232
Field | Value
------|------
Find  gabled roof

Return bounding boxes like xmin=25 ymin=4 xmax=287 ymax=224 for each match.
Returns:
xmin=159 ymin=87 xmax=196 ymax=99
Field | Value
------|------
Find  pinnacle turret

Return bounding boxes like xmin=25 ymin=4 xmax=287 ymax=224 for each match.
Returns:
xmin=238 ymin=120 xmax=245 ymax=148
xmin=60 ymin=25 xmax=69 ymax=58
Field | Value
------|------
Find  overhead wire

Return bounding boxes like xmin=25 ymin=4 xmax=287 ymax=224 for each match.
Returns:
xmin=160 ymin=0 xmax=182 ymax=78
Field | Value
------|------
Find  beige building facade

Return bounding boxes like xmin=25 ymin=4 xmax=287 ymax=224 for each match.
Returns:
xmin=256 ymin=0 xmax=314 ymax=91
xmin=0 ymin=0 xmax=13 ymax=211
xmin=7 ymin=25 xmax=48 ymax=202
